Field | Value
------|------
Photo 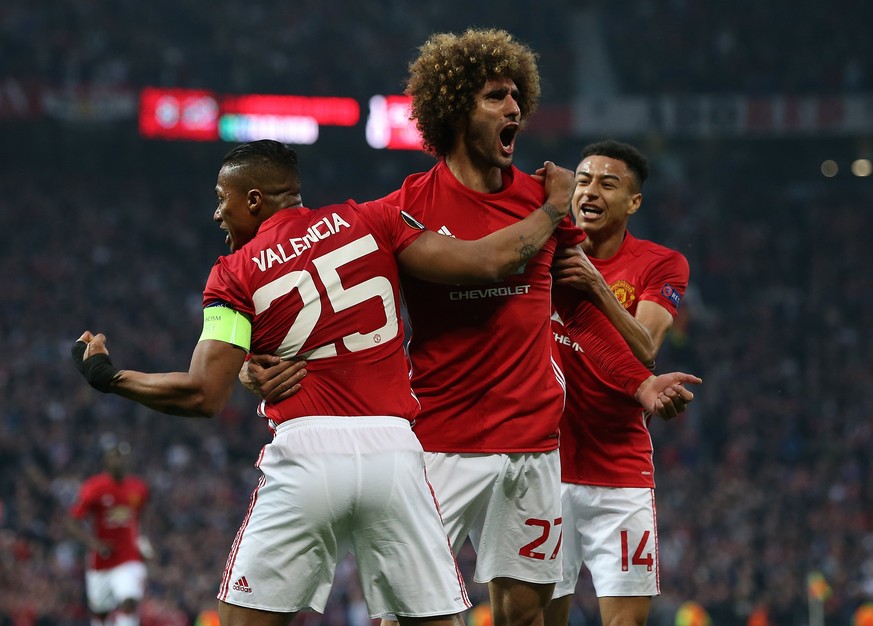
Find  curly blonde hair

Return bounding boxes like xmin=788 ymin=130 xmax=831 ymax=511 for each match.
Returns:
xmin=405 ymin=28 xmax=541 ymax=157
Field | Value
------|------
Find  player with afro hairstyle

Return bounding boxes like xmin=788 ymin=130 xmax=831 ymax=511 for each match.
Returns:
xmin=406 ymin=28 xmax=541 ymax=157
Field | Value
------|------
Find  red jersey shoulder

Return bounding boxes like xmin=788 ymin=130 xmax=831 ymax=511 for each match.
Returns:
xmin=625 ymin=235 xmax=689 ymax=270
xmin=602 ymin=233 xmax=689 ymax=313
xmin=354 ymin=199 xmax=427 ymax=252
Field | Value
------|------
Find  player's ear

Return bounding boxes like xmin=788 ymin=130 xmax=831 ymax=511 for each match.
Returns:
xmin=247 ymin=189 xmax=263 ymax=214
xmin=627 ymin=192 xmax=642 ymax=216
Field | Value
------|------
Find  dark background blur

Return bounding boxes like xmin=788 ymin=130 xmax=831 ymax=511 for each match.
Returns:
xmin=2 ymin=1 xmax=872 ymax=625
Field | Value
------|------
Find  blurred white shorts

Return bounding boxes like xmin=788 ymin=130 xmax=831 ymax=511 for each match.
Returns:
xmin=85 ymin=560 xmax=147 ymax=614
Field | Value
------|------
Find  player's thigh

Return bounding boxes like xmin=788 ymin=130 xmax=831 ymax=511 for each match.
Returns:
xmin=489 ymin=576 xmax=556 ymax=626
xmin=397 ymin=616 xmax=466 ymax=626
xmin=578 ymin=486 xmax=659 ymax=598
xmin=470 ymin=451 xmax=563 ymax=585
xmin=218 ymin=600 xmax=296 ymax=626
xmin=352 ymin=429 xmax=469 ymax=618
xmin=598 ymin=596 xmax=652 ymax=626
xmin=544 ymin=594 xmax=573 ymax=626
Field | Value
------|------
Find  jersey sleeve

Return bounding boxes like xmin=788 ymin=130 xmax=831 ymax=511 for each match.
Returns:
xmin=202 ymin=258 xmax=254 ymax=317
xmin=356 ymin=199 xmax=427 ymax=255
xmin=639 ymin=250 xmax=690 ymax=315
xmin=553 ymin=285 xmax=652 ymax=397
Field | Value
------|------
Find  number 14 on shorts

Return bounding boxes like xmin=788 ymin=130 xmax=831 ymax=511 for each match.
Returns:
xmin=621 ymin=529 xmax=653 ymax=571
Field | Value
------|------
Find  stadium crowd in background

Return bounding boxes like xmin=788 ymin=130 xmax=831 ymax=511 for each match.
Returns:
xmin=0 ymin=0 xmax=870 ymax=99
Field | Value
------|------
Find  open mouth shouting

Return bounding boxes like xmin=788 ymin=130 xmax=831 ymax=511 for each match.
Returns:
xmin=499 ymin=122 xmax=519 ymax=156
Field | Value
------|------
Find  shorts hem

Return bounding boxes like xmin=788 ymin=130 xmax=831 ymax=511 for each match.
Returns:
xmin=551 ymin=588 xmax=575 ymax=600
xmin=472 ymin=573 xmax=562 ymax=586
xmin=220 ymin=598 xmax=319 ymax=614
xmin=374 ymin=604 xmax=470 ymax=621
xmin=593 ymin=588 xmax=660 ymax=598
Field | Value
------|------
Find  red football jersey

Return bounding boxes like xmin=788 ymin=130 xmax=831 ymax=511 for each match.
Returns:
xmin=381 ymin=161 xmax=651 ymax=453
xmin=553 ymin=230 xmax=690 ymax=487
xmin=203 ymin=200 xmax=425 ymax=425
xmin=69 ymin=473 xmax=149 ymax=570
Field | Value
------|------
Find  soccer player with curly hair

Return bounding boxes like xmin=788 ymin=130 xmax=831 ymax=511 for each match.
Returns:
xmin=379 ymin=29 xmax=697 ymax=626
xmin=405 ymin=28 xmax=541 ymax=159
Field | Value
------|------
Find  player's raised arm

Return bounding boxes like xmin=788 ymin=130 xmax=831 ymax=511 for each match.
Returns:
xmin=397 ymin=161 xmax=573 ymax=284
xmin=71 ymin=329 xmax=247 ymax=417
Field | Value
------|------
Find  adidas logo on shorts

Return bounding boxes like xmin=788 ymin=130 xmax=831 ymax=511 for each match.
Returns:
xmin=233 ymin=576 xmax=253 ymax=593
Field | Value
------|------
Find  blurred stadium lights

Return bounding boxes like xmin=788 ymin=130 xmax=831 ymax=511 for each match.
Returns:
xmin=819 ymin=158 xmax=872 ymax=178
xmin=851 ymin=158 xmax=872 ymax=177
xmin=821 ymin=160 xmax=839 ymax=177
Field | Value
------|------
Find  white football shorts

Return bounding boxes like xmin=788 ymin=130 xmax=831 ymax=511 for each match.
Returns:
xmin=424 ymin=450 xmax=563 ymax=585
xmin=219 ymin=416 xmax=469 ymax=618
xmin=85 ymin=560 xmax=147 ymax=614
xmin=553 ymin=484 xmax=659 ymax=598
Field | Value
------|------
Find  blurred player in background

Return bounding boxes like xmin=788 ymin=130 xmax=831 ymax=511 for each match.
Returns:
xmin=245 ymin=29 xmax=699 ymax=626
xmin=546 ymin=140 xmax=691 ymax=626
xmin=72 ymin=139 xmax=578 ymax=626
xmin=67 ymin=439 xmax=151 ymax=626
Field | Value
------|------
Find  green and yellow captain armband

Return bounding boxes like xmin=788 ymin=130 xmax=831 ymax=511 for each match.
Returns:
xmin=199 ymin=304 xmax=252 ymax=351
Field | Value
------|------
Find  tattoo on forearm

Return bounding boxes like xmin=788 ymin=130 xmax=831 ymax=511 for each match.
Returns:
xmin=539 ymin=201 xmax=564 ymax=225
xmin=515 ymin=202 xmax=565 ymax=263
xmin=517 ymin=238 xmax=538 ymax=262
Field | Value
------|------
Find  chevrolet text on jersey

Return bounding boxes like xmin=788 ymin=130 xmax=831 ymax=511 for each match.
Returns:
xmin=448 ymin=284 xmax=531 ymax=300
xmin=251 ymin=212 xmax=352 ymax=272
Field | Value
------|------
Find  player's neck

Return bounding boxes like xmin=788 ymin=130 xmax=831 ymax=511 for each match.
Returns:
xmin=583 ymin=229 xmax=626 ymax=259
xmin=445 ymin=154 xmax=505 ymax=194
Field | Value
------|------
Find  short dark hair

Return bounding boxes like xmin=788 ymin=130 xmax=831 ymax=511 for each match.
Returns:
xmin=222 ymin=139 xmax=298 ymax=173
xmin=221 ymin=139 xmax=300 ymax=191
xmin=581 ymin=140 xmax=649 ymax=189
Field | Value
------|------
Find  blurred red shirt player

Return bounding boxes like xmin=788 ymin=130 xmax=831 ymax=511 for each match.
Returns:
xmin=68 ymin=441 xmax=150 ymax=626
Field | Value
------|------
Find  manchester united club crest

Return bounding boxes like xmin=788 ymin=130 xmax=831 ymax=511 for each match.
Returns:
xmin=610 ymin=280 xmax=636 ymax=309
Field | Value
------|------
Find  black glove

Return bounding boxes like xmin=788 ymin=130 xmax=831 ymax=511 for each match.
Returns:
xmin=71 ymin=341 xmax=120 ymax=393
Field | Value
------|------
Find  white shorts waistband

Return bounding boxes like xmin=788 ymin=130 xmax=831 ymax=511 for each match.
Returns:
xmin=269 ymin=415 xmax=412 ymax=435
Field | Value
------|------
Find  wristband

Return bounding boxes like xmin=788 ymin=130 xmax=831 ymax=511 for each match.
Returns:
xmin=71 ymin=341 xmax=120 ymax=393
